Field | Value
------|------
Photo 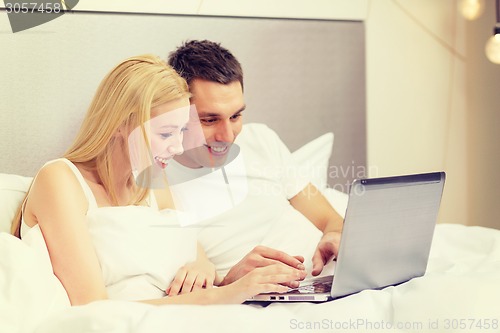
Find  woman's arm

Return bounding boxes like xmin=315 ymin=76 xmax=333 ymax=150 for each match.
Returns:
xmin=25 ymin=161 xmax=108 ymax=305
xmin=154 ymin=189 xmax=223 ymax=294
xmin=27 ymin=162 xmax=303 ymax=305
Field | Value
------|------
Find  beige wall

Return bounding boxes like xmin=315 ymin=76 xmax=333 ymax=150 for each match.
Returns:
xmin=465 ymin=0 xmax=500 ymax=230
xmin=2 ymin=0 xmax=498 ymax=228
xmin=365 ymin=0 xmax=469 ymax=226
xmin=365 ymin=0 xmax=499 ymax=229
xmin=195 ymin=0 xmax=497 ymax=229
xmin=66 ymin=0 xmax=368 ymax=20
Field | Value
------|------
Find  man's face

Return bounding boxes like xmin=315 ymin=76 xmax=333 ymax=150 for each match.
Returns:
xmin=175 ymin=79 xmax=245 ymax=169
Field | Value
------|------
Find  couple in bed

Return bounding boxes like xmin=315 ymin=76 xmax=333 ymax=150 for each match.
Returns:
xmin=11 ymin=40 xmax=344 ymax=305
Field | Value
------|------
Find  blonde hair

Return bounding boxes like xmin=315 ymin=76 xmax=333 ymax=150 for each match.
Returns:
xmin=11 ymin=54 xmax=189 ymax=237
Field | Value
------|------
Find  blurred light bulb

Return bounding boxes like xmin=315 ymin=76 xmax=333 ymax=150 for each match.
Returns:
xmin=485 ymin=31 xmax=500 ymax=64
xmin=459 ymin=0 xmax=485 ymax=20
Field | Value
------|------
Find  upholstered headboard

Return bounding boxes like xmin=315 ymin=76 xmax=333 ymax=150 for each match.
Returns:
xmin=0 ymin=12 xmax=365 ymax=191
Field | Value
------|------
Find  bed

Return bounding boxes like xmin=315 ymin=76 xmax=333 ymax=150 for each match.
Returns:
xmin=1 ymin=130 xmax=500 ymax=333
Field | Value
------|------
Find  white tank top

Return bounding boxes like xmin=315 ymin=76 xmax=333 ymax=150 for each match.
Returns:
xmin=21 ymin=158 xmax=197 ymax=301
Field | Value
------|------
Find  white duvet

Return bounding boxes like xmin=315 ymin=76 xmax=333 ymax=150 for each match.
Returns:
xmin=2 ymin=223 xmax=499 ymax=333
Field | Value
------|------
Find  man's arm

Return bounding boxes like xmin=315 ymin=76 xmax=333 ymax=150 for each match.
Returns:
xmin=221 ymin=183 xmax=342 ymax=281
xmin=289 ymin=183 xmax=344 ymax=275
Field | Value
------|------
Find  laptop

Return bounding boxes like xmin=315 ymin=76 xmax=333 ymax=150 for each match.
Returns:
xmin=248 ymin=171 xmax=446 ymax=302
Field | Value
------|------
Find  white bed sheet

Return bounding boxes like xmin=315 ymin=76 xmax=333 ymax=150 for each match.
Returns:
xmin=2 ymin=223 xmax=499 ymax=333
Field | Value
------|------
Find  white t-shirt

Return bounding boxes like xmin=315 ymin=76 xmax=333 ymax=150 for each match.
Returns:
xmin=168 ymin=123 xmax=323 ymax=276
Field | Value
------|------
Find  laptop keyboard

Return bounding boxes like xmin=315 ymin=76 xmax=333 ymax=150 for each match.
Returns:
xmin=287 ymin=275 xmax=333 ymax=294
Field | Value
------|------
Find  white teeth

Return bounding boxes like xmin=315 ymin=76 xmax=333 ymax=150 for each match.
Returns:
xmin=210 ymin=146 xmax=227 ymax=153
xmin=155 ymin=156 xmax=169 ymax=164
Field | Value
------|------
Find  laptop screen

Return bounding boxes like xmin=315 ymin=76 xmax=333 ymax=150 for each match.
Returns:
xmin=331 ymin=172 xmax=445 ymax=299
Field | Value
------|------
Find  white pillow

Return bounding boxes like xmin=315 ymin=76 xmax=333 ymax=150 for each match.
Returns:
xmin=0 ymin=173 xmax=32 ymax=234
xmin=0 ymin=233 xmax=71 ymax=332
xmin=291 ymin=132 xmax=334 ymax=191
xmin=0 ymin=132 xmax=335 ymax=233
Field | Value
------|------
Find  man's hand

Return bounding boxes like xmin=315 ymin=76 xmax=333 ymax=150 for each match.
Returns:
xmin=288 ymin=183 xmax=344 ymax=276
xmin=311 ymin=231 xmax=341 ymax=276
xmin=220 ymin=246 xmax=306 ymax=287
xmin=222 ymin=264 xmax=305 ymax=303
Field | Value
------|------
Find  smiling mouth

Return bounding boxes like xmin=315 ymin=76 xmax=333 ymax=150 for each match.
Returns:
xmin=154 ymin=156 xmax=170 ymax=168
xmin=206 ymin=144 xmax=229 ymax=156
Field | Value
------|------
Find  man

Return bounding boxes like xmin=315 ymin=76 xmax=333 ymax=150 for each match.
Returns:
xmin=166 ymin=40 xmax=344 ymax=286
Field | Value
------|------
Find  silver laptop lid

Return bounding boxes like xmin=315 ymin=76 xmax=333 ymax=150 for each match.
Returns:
xmin=331 ymin=172 xmax=446 ymax=299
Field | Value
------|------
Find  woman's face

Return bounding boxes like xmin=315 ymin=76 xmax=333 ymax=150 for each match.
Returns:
xmin=127 ymin=98 xmax=190 ymax=174
xmin=149 ymin=98 xmax=191 ymax=169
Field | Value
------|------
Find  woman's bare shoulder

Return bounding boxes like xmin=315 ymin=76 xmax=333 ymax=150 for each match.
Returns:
xmin=21 ymin=159 xmax=88 ymax=229
xmin=29 ymin=160 xmax=88 ymax=211
xmin=33 ymin=160 xmax=78 ymax=187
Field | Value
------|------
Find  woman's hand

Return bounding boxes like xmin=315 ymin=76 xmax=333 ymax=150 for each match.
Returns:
xmin=148 ymin=263 xmax=306 ymax=305
xmin=162 ymin=244 xmax=305 ymax=304
xmin=166 ymin=242 xmax=218 ymax=296
xmin=166 ymin=259 xmax=216 ymax=296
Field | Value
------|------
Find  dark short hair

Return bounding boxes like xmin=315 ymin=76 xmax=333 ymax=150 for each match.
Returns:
xmin=168 ymin=40 xmax=244 ymax=89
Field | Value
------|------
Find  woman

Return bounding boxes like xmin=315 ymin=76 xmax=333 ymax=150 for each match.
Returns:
xmin=11 ymin=54 xmax=303 ymax=305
